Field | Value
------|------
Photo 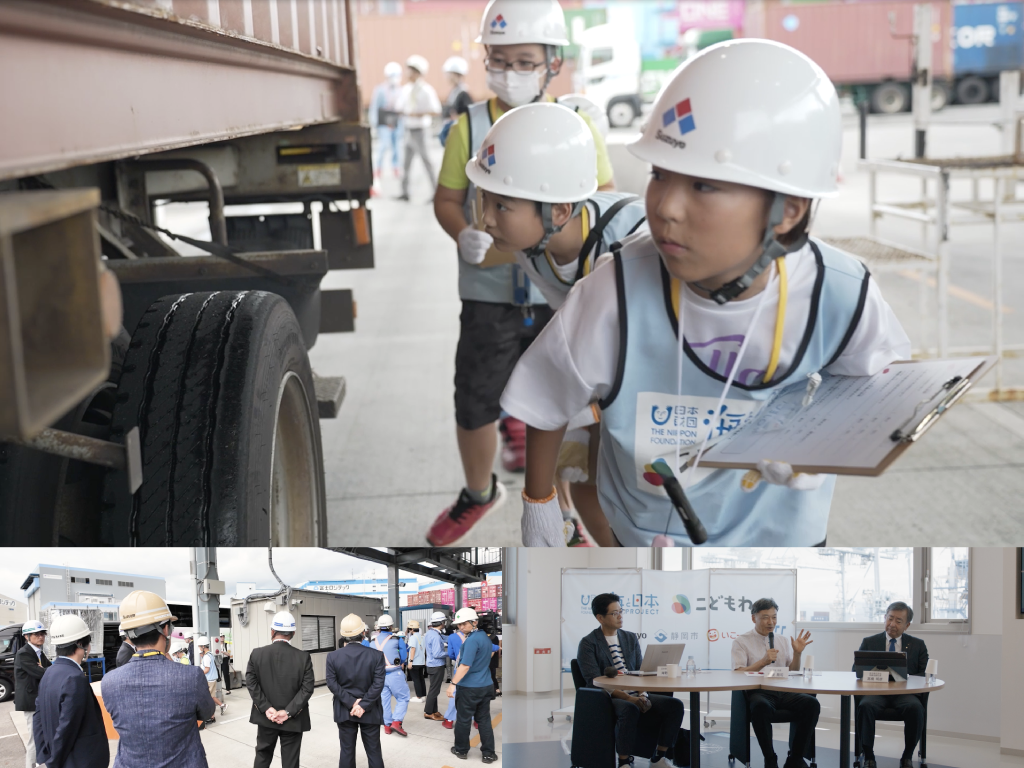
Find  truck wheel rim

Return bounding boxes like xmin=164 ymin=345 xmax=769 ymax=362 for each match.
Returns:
xmin=270 ymin=372 xmax=319 ymax=545
xmin=609 ymin=103 xmax=634 ymax=127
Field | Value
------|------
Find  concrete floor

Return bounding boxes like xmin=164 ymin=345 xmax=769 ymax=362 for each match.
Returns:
xmin=3 ymin=681 xmax=502 ymax=768
xmin=159 ymin=103 xmax=1024 ymax=545
xmin=502 ymin=689 xmax=1024 ymax=768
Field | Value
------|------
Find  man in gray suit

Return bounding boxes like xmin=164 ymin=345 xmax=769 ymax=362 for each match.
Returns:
xmin=326 ymin=614 xmax=386 ymax=768
xmin=245 ymin=612 xmax=315 ymax=768
xmin=577 ymin=593 xmax=684 ymax=768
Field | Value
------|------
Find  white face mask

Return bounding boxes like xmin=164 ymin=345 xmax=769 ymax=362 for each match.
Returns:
xmin=487 ymin=69 xmax=544 ymax=107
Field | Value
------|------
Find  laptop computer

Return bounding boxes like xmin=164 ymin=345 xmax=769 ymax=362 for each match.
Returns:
xmin=854 ymin=650 xmax=908 ymax=682
xmin=624 ymin=643 xmax=687 ymax=676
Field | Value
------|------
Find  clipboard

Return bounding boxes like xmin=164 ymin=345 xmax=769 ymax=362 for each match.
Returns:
xmin=470 ymin=189 xmax=517 ymax=268
xmin=696 ymin=356 xmax=998 ymax=477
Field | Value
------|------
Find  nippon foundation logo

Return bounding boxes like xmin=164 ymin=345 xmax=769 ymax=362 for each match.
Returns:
xmin=478 ymin=144 xmax=496 ymax=174
xmin=490 ymin=14 xmax=507 ymax=33
xmin=655 ymin=98 xmax=695 ymax=150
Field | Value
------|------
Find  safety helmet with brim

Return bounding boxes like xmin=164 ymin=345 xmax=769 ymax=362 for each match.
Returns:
xmin=118 ymin=591 xmax=177 ymax=640
xmin=476 ymin=0 xmax=569 ymax=46
xmin=406 ymin=54 xmax=429 ymax=76
xmin=443 ymin=56 xmax=469 ymax=75
xmin=407 ymin=620 xmax=420 ymax=629
xmin=271 ymin=612 xmax=297 ymax=633
xmin=339 ymin=613 xmax=365 ymax=639
xmin=21 ymin=620 xmax=45 ymax=635
xmin=377 ymin=614 xmax=394 ymax=629
xmin=557 ymin=94 xmax=609 ymax=139
xmin=384 ymin=61 xmax=402 ymax=79
xmin=626 ymin=39 xmax=841 ymax=304
xmin=453 ymin=607 xmax=479 ymax=625
xmin=429 ymin=611 xmax=447 ymax=625
xmin=50 ymin=615 xmax=91 ymax=646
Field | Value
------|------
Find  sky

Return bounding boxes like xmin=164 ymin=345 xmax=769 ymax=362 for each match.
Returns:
xmin=0 ymin=548 xmax=427 ymax=608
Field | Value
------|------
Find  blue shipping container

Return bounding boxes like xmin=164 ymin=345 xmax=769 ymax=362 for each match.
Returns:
xmin=953 ymin=2 xmax=1024 ymax=75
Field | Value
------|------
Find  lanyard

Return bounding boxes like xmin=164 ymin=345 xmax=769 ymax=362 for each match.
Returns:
xmin=670 ymin=256 xmax=788 ymax=384
xmin=133 ymin=651 xmax=164 ymax=659
xmin=544 ymin=205 xmax=591 ymax=286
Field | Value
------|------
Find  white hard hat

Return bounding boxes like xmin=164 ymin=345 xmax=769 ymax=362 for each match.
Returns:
xmin=197 ymin=636 xmax=210 ymax=647
xmin=384 ymin=61 xmax=402 ymax=79
xmin=184 ymin=631 xmax=194 ymax=639
xmin=466 ymin=102 xmax=597 ymax=204
xmin=454 ymin=607 xmax=479 ymax=624
xmin=628 ymin=39 xmax=841 ymax=199
xmin=557 ymin=94 xmax=609 ymax=139
xmin=430 ymin=611 xmax=448 ymax=624
xmin=50 ymin=615 xmax=91 ymax=645
xmin=271 ymin=612 xmax=296 ymax=633
xmin=377 ymin=614 xmax=394 ymax=629
xmin=406 ymin=55 xmax=429 ymax=75
xmin=22 ymin=620 xmax=45 ymax=635
xmin=476 ymin=0 xmax=569 ymax=46
xmin=443 ymin=56 xmax=469 ymax=76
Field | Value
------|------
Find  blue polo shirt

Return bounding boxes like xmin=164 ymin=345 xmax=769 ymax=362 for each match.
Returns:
xmin=456 ymin=631 xmax=493 ymax=689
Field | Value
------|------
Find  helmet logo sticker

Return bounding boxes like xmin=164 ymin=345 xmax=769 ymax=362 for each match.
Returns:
xmin=490 ymin=14 xmax=507 ymax=31
xmin=657 ymin=98 xmax=695 ymax=150
xmin=478 ymin=144 xmax=496 ymax=174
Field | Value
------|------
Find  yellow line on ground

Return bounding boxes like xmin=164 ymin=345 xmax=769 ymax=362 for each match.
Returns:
xmin=897 ymin=270 xmax=1014 ymax=313
xmin=470 ymin=712 xmax=502 ymax=748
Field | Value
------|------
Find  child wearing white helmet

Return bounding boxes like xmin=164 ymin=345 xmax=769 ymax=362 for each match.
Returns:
xmin=398 ymin=54 xmax=442 ymax=202
xmin=466 ymin=102 xmax=648 ymax=546
xmin=502 ymin=40 xmax=911 ymax=547
xmin=429 ymin=0 xmax=616 ymax=547
xmin=369 ymin=62 xmax=404 ymax=182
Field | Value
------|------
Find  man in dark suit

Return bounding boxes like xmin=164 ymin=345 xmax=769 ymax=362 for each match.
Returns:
xmin=115 ymin=629 xmax=136 ymax=668
xmin=577 ymin=593 xmax=684 ymax=768
xmin=14 ymin=619 xmax=50 ymax=768
xmin=246 ymin=612 xmax=315 ymax=768
xmin=326 ymin=613 xmax=387 ymax=768
xmin=32 ymin=615 xmax=109 ymax=768
xmin=185 ymin=632 xmax=195 ymax=665
xmin=855 ymin=601 xmax=929 ymax=768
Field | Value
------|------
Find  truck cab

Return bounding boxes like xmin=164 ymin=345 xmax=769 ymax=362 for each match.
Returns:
xmin=574 ymin=23 xmax=643 ymax=128
xmin=0 ymin=624 xmax=25 ymax=702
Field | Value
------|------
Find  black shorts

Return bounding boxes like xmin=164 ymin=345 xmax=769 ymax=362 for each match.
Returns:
xmin=454 ymin=300 xmax=554 ymax=431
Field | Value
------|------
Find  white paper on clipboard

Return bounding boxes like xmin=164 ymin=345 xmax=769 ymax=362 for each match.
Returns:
xmin=698 ymin=357 xmax=997 ymax=475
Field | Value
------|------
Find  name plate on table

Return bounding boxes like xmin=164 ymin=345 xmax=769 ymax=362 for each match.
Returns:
xmin=863 ymin=670 xmax=890 ymax=683
xmin=764 ymin=668 xmax=789 ymax=679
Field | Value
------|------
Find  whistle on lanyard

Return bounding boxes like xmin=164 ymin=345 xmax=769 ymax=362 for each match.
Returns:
xmin=652 ymin=460 xmax=709 ymax=545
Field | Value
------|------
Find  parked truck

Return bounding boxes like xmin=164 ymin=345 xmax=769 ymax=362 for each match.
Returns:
xmin=745 ymin=0 xmax=1024 ymax=113
xmin=0 ymin=0 xmax=373 ymax=546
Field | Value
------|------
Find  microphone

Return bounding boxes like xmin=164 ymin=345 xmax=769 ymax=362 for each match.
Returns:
xmin=604 ymin=666 xmax=619 ymax=678
xmin=768 ymin=633 xmax=774 ymax=650
xmin=651 ymin=463 xmax=708 ymax=545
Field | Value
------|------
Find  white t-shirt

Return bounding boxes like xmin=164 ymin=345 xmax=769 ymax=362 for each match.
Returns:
xmin=731 ymin=628 xmax=793 ymax=670
xmin=398 ymin=81 xmax=441 ymax=129
xmin=501 ymin=236 xmax=911 ymax=430
xmin=604 ymin=634 xmax=627 ymax=674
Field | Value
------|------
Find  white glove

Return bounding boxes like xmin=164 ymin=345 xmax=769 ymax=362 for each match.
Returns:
xmin=557 ymin=428 xmax=591 ymax=484
xmin=458 ymin=226 xmax=494 ymax=265
xmin=740 ymin=460 xmax=827 ymax=493
xmin=521 ymin=491 xmax=567 ymax=547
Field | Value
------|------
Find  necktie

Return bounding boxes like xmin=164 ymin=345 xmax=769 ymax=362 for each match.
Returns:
xmin=888 ymin=637 xmax=896 ymax=653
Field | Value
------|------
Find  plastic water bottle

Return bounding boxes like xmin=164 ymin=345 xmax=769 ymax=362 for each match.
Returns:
xmin=686 ymin=656 xmax=696 ymax=678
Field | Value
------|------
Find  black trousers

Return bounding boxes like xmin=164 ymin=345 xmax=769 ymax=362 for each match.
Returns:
xmin=409 ymin=665 xmax=427 ymax=698
xmin=337 ymin=721 xmax=382 ymax=768
xmin=746 ymin=690 xmax=820 ymax=765
xmin=222 ymin=657 xmax=232 ymax=690
xmin=489 ymin=662 xmax=499 ymax=691
xmin=255 ymin=725 xmax=302 ymax=768
xmin=454 ymin=684 xmax=497 ymax=756
xmin=425 ymin=666 xmax=445 ymax=714
xmin=857 ymin=694 xmax=925 ymax=759
xmin=610 ymin=694 xmax=685 ymax=757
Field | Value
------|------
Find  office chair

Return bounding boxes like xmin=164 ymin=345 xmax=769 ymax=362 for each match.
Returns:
xmin=728 ymin=690 xmax=817 ymax=768
xmin=853 ymin=692 xmax=929 ymax=767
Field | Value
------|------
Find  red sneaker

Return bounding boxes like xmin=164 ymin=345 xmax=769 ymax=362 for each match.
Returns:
xmin=442 ymin=719 xmax=454 ymax=729
xmin=499 ymin=417 xmax=527 ymax=472
xmin=384 ymin=725 xmax=392 ymax=735
xmin=391 ymin=721 xmax=408 ymax=736
xmin=427 ymin=476 xmax=507 ymax=546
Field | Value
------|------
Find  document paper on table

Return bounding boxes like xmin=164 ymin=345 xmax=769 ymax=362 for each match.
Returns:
xmin=697 ymin=357 xmax=997 ymax=476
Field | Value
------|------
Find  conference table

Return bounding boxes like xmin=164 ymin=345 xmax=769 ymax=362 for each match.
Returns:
xmin=593 ymin=670 xmax=944 ymax=768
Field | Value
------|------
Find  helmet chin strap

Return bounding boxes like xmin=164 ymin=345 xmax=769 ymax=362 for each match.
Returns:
xmin=703 ymin=193 xmax=808 ymax=305
xmin=525 ymin=200 xmax=586 ymax=261
xmin=529 ymin=45 xmax=560 ymax=105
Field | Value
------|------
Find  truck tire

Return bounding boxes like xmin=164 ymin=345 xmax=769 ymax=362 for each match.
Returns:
xmin=102 ymin=291 xmax=326 ymax=546
xmin=871 ymin=82 xmax=909 ymax=114
xmin=0 ymin=331 xmax=129 ymax=546
xmin=955 ymin=75 xmax=988 ymax=105
xmin=931 ymin=81 xmax=951 ymax=112
xmin=608 ymin=97 xmax=638 ymax=128
xmin=0 ymin=676 xmax=11 ymax=703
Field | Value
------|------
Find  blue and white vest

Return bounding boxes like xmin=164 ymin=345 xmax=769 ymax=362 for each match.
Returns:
xmin=597 ymin=233 xmax=872 ymax=546
xmin=374 ymin=632 xmax=403 ymax=673
xmin=523 ymin=192 xmax=647 ymax=306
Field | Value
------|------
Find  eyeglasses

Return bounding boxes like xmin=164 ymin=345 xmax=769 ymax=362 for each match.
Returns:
xmin=484 ymin=57 xmax=548 ymax=74
xmin=604 ymin=611 xmax=623 ymax=618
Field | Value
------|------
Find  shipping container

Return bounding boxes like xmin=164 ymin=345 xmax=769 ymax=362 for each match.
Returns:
xmin=400 ymin=604 xmax=453 ymax=632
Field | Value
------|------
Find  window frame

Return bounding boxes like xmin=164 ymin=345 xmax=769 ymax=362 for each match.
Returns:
xmin=300 ymin=614 xmax=337 ymax=653
xmin=919 ymin=546 xmax=972 ymax=627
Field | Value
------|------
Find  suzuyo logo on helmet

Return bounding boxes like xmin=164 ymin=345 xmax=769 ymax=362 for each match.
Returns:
xmin=656 ymin=97 xmax=695 ymax=151
xmin=490 ymin=13 xmax=506 ymax=32
xmin=478 ymin=144 xmax=496 ymax=174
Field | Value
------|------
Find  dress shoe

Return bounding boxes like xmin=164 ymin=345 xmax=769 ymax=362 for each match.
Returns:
xmin=391 ymin=721 xmax=408 ymax=736
xmin=443 ymin=719 xmax=454 ymax=729
xmin=450 ymin=746 xmax=468 ymax=760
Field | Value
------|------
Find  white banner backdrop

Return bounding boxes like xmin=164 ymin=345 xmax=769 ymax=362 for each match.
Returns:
xmin=561 ymin=568 xmax=642 ymax=667
xmin=707 ymin=569 xmax=797 ymax=670
xmin=638 ymin=569 xmax=711 ymax=668
xmin=560 ymin=568 xmax=796 ymax=671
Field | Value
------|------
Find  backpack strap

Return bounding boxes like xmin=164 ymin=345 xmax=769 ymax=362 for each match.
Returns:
xmin=574 ymin=196 xmax=641 ymax=283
